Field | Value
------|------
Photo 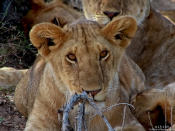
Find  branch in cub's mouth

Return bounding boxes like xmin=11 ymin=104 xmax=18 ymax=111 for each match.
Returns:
xmin=60 ymin=91 xmax=115 ymax=131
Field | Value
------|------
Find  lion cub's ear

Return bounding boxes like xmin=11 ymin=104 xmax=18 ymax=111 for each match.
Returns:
xmin=101 ymin=16 xmax=137 ymax=48
xmin=29 ymin=23 xmax=66 ymax=56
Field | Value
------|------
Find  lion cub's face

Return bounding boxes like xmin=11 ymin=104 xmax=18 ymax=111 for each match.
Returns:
xmin=29 ymin=16 xmax=137 ymax=102
xmin=82 ymin=0 xmax=150 ymax=25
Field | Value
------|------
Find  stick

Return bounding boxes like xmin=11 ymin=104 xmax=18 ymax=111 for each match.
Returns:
xmin=171 ymin=106 xmax=173 ymax=130
xmin=90 ymin=103 xmax=135 ymax=119
xmin=61 ymin=92 xmax=115 ymax=131
xmin=121 ymin=105 xmax=127 ymax=130
xmin=148 ymin=111 xmax=154 ymax=130
xmin=82 ymin=92 xmax=115 ymax=131
xmin=62 ymin=93 xmax=80 ymax=131
xmin=77 ymin=102 xmax=85 ymax=131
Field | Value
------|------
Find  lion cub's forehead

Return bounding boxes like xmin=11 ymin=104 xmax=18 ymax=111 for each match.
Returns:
xmin=64 ymin=19 xmax=102 ymax=41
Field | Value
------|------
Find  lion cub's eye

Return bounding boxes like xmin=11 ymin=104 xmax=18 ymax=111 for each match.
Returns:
xmin=100 ymin=50 xmax=109 ymax=60
xmin=66 ymin=53 xmax=77 ymax=63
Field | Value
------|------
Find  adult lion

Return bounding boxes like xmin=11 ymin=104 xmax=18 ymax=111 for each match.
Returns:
xmin=82 ymin=0 xmax=175 ymax=88
xmin=15 ymin=16 xmax=146 ymax=130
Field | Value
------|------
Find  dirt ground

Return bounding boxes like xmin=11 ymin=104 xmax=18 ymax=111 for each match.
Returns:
xmin=0 ymin=89 xmax=26 ymax=131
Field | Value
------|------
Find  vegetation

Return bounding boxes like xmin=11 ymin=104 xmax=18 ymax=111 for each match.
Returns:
xmin=0 ymin=0 xmax=37 ymax=69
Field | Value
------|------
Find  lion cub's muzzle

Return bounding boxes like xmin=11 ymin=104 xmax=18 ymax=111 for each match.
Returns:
xmin=82 ymin=88 xmax=104 ymax=101
xmin=84 ymin=89 xmax=101 ymax=97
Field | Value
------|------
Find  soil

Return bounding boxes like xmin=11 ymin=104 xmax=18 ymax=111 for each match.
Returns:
xmin=0 ymin=89 xmax=26 ymax=131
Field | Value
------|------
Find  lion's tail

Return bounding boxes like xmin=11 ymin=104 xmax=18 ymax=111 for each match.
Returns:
xmin=0 ymin=67 xmax=28 ymax=88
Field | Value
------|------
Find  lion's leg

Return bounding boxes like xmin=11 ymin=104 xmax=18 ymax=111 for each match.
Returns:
xmin=15 ymin=63 xmax=42 ymax=117
xmin=24 ymin=99 xmax=62 ymax=131
xmin=14 ymin=70 xmax=30 ymax=117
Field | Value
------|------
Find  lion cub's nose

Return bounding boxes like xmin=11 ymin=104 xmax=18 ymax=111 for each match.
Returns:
xmin=103 ymin=11 xmax=120 ymax=20
xmin=84 ymin=89 xmax=101 ymax=97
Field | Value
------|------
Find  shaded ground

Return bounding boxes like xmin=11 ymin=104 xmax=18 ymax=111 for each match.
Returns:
xmin=0 ymin=88 xmax=26 ymax=131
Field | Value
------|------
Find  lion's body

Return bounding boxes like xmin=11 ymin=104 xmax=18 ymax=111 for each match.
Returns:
xmin=131 ymin=83 xmax=175 ymax=130
xmin=15 ymin=17 xmax=145 ymax=130
xmin=0 ymin=67 xmax=27 ymax=88
xmin=127 ymin=9 xmax=175 ymax=88
xmin=22 ymin=0 xmax=82 ymax=33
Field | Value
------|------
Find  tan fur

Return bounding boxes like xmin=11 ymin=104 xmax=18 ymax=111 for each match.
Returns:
xmin=131 ymin=83 xmax=175 ymax=130
xmin=82 ymin=0 xmax=175 ymax=88
xmin=82 ymin=0 xmax=150 ymax=25
xmin=15 ymin=17 xmax=145 ymax=130
xmin=82 ymin=0 xmax=175 ymax=129
xmin=0 ymin=67 xmax=27 ymax=88
xmin=22 ymin=0 xmax=82 ymax=33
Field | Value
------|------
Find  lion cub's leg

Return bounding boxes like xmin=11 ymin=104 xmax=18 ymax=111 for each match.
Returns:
xmin=15 ymin=56 xmax=45 ymax=117
xmin=14 ymin=70 xmax=31 ymax=117
xmin=24 ymin=98 xmax=62 ymax=131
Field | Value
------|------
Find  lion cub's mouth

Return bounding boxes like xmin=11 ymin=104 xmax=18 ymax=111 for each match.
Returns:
xmin=82 ymin=89 xmax=105 ymax=102
xmin=84 ymin=89 xmax=101 ymax=96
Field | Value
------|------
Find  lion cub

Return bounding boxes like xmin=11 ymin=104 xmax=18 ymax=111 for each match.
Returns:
xmin=15 ymin=16 xmax=145 ymax=130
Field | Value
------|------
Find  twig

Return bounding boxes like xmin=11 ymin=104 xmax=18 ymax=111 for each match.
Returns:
xmin=105 ymin=103 xmax=135 ymax=112
xmin=1 ymin=0 xmax=13 ymax=22
xmin=61 ymin=92 xmax=115 ymax=131
xmin=62 ymin=93 xmax=80 ymax=131
xmin=171 ymin=106 xmax=173 ymax=130
xmin=121 ymin=105 xmax=127 ymax=131
xmin=165 ymin=92 xmax=167 ymax=129
xmin=90 ymin=103 xmax=135 ymax=119
xmin=148 ymin=111 xmax=154 ymax=130
xmin=77 ymin=102 xmax=85 ymax=131
xmin=84 ymin=93 xmax=115 ymax=131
